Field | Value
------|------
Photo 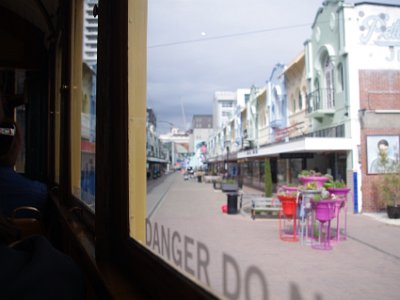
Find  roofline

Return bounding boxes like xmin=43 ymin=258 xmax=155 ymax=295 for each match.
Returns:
xmin=311 ymin=1 xmax=400 ymax=29
xmin=354 ymin=2 xmax=400 ymax=9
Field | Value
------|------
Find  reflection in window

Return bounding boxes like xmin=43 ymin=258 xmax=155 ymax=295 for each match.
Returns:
xmin=81 ymin=1 xmax=97 ymax=210
xmin=75 ymin=0 xmax=97 ymax=212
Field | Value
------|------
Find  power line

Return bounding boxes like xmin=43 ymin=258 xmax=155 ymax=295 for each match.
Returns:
xmin=148 ymin=22 xmax=312 ymax=49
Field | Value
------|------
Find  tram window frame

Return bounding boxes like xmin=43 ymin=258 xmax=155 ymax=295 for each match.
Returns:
xmin=91 ymin=0 xmax=218 ymax=297
xmin=57 ymin=0 xmax=97 ymax=234
xmin=52 ymin=0 xmax=218 ymax=297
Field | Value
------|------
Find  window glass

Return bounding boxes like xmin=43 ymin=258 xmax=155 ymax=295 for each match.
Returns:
xmin=143 ymin=2 xmax=361 ymax=299
xmin=324 ymin=55 xmax=335 ymax=108
xmin=54 ymin=45 xmax=63 ymax=183
xmin=0 ymin=70 xmax=26 ymax=172
xmin=337 ymin=63 xmax=344 ymax=92
xmin=71 ymin=0 xmax=97 ymax=212
xmin=15 ymin=105 xmax=26 ymax=172
xmin=260 ymin=160 xmax=265 ymax=182
xmin=14 ymin=70 xmax=26 ymax=173
xmin=298 ymin=90 xmax=303 ymax=111
xmin=292 ymin=96 xmax=296 ymax=113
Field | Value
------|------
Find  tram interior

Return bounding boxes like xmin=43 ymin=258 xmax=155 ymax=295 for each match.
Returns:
xmin=0 ymin=0 xmax=217 ymax=299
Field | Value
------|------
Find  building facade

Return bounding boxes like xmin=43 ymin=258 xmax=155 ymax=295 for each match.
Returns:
xmin=207 ymin=0 xmax=400 ymax=213
xmin=189 ymin=115 xmax=213 ymax=169
xmin=305 ymin=0 xmax=400 ymax=211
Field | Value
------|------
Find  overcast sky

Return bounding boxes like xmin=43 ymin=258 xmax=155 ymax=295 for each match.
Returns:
xmin=147 ymin=0 xmax=399 ymax=133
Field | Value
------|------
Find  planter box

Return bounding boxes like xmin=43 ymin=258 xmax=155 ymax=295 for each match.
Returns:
xmin=277 ymin=195 xmax=297 ymax=218
xmin=204 ymin=175 xmax=222 ymax=183
xmin=312 ymin=200 xmax=337 ymax=222
xmin=387 ymin=205 xmax=400 ymax=219
xmin=221 ymin=183 xmax=239 ymax=193
xmin=282 ymin=186 xmax=299 ymax=193
xmin=299 ymin=176 xmax=329 ymax=188
xmin=327 ymin=187 xmax=350 ymax=196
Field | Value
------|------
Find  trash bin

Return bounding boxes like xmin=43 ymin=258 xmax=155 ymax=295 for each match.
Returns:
xmin=227 ymin=193 xmax=238 ymax=214
xmin=197 ymin=175 xmax=202 ymax=183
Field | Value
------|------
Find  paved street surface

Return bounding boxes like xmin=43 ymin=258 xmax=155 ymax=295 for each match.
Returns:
xmin=146 ymin=172 xmax=400 ymax=300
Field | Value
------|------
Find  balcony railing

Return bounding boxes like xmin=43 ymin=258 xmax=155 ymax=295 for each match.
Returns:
xmin=306 ymin=88 xmax=335 ymax=116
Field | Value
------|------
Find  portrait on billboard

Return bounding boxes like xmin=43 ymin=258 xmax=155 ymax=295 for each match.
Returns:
xmin=367 ymin=135 xmax=399 ymax=174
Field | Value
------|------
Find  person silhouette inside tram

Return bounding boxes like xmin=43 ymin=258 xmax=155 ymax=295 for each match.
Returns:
xmin=0 ymin=100 xmax=48 ymax=217
xmin=0 ymin=94 xmax=85 ymax=299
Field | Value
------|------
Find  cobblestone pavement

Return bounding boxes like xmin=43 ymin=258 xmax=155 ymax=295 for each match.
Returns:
xmin=147 ymin=172 xmax=400 ymax=300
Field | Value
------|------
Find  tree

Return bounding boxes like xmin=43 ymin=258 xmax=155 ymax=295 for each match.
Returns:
xmin=264 ymin=159 xmax=273 ymax=197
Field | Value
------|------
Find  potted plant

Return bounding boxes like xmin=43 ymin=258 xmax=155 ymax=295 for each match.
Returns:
xmin=299 ymin=182 xmax=322 ymax=197
xmin=281 ymin=183 xmax=299 ymax=194
xmin=380 ymin=166 xmax=400 ymax=219
xmin=277 ymin=190 xmax=298 ymax=242
xmin=297 ymin=182 xmax=324 ymax=222
xmin=298 ymin=169 xmax=329 ymax=188
xmin=325 ymin=179 xmax=351 ymax=197
xmin=221 ymin=178 xmax=239 ymax=193
xmin=311 ymin=192 xmax=337 ymax=228
xmin=310 ymin=193 xmax=337 ymax=251
xmin=277 ymin=190 xmax=298 ymax=218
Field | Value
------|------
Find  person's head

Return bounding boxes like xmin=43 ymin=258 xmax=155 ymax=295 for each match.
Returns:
xmin=377 ymin=139 xmax=389 ymax=154
xmin=0 ymin=121 xmax=22 ymax=167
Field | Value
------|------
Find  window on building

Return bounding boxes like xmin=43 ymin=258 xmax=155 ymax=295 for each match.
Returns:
xmin=244 ymin=93 xmax=250 ymax=103
xmin=298 ymin=90 xmax=303 ymax=111
xmin=313 ymin=78 xmax=320 ymax=110
xmin=323 ymin=55 xmax=335 ymax=108
xmin=292 ymin=96 xmax=296 ymax=113
xmin=222 ymin=101 xmax=233 ymax=107
xmin=337 ymin=63 xmax=344 ymax=92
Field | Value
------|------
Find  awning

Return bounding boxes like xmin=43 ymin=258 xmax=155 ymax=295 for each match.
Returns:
xmin=147 ymin=157 xmax=168 ymax=163
xmin=237 ymin=137 xmax=353 ymax=159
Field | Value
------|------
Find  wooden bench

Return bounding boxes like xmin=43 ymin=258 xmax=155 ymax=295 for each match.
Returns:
xmin=250 ymin=196 xmax=281 ymax=220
